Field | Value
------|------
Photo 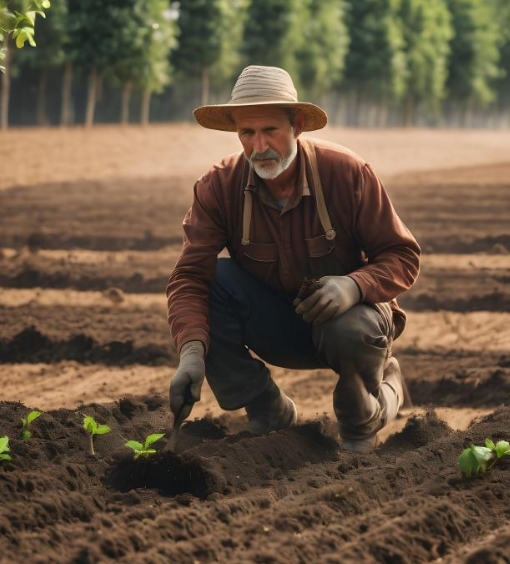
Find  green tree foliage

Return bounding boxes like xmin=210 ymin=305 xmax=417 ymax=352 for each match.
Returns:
xmin=1 ymin=0 xmax=50 ymax=129
xmin=65 ymin=0 xmax=175 ymax=126
xmin=173 ymin=0 xmax=242 ymax=105
xmin=446 ymin=0 xmax=504 ymax=108
xmin=343 ymin=0 xmax=407 ymax=103
xmin=242 ymin=0 xmax=303 ymax=86
xmin=493 ymin=0 xmax=510 ymax=108
xmin=12 ymin=0 xmax=64 ymax=69
xmin=0 ymin=0 xmax=50 ymax=57
xmin=296 ymin=0 xmax=349 ymax=100
xmin=136 ymin=0 xmax=177 ymax=124
xmin=105 ymin=0 xmax=176 ymax=124
xmin=400 ymin=0 xmax=453 ymax=121
xmin=11 ymin=0 xmax=65 ymax=124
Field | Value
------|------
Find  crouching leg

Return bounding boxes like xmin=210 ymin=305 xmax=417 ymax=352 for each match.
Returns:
xmin=313 ymin=303 xmax=403 ymax=452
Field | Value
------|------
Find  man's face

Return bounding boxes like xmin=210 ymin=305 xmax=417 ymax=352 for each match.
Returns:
xmin=232 ymin=106 xmax=299 ymax=180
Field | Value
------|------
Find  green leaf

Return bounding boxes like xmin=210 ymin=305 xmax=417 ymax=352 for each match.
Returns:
xmin=0 ymin=453 xmax=12 ymax=461
xmin=495 ymin=441 xmax=510 ymax=458
xmin=42 ymin=0 xmax=51 ymax=9
xmin=21 ymin=417 xmax=27 ymax=428
xmin=125 ymin=440 xmax=143 ymax=451
xmin=458 ymin=447 xmax=479 ymax=477
xmin=458 ymin=445 xmax=494 ymax=478
xmin=25 ymin=11 xmax=36 ymax=26
xmin=144 ymin=433 xmax=164 ymax=449
xmin=15 ymin=27 xmax=36 ymax=49
xmin=27 ymin=410 xmax=42 ymax=425
xmin=0 ymin=436 xmax=10 ymax=453
xmin=95 ymin=425 xmax=111 ymax=435
xmin=22 ymin=430 xmax=31 ymax=441
xmin=485 ymin=439 xmax=496 ymax=451
xmin=83 ymin=416 xmax=98 ymax=435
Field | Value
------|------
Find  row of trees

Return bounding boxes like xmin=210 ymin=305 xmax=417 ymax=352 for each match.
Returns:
xmin=1 ymin=0 xmax=510 ymax=129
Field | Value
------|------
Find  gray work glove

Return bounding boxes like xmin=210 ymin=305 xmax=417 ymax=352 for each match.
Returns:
xmin=169 ymin=340 xmax=205 ymax=422
xmin=294 ymin=276 xmax=361 ymax=325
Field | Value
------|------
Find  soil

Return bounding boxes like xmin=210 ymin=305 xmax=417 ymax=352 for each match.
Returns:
xmin=0 ymin=125 xmax=509 ymax=563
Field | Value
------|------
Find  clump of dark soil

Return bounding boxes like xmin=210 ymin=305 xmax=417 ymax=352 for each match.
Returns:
xmin=108 ymin=451 xmax=226 ymax=499
xmin=296 ymin=277 xmax=323 ymax=300
xmin=402 ymin=352 xmax=510 ymax=407
xmin=384 ymin=409 xmax=452 ymax=450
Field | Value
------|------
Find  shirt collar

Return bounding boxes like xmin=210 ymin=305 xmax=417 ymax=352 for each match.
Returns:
xmin=245 ymin=139 xmax=311 ymax=200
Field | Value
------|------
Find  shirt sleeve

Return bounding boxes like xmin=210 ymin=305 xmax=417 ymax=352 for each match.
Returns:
xmin=166 ymin=175 xmax=227 ymax=354
xmin=346 ymin=163 xmax=421 ymax=304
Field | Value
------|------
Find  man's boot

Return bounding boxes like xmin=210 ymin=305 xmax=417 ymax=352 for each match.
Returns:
xmin=342 ymin=358 xmax=404 ymax=453
xmin=245 ymin=378 xmax=297 ymax=435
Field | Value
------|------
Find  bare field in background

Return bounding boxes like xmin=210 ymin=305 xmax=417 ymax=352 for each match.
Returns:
xmin=0 ymin=125 xmax=509 ymax=564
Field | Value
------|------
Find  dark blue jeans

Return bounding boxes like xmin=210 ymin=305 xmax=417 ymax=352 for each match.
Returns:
xmin=206 ymin=258 xmax=397 ymax=440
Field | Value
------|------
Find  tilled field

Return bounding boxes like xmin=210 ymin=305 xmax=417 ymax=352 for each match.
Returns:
xmin=1 ymin=126 xmax=509 ymax=564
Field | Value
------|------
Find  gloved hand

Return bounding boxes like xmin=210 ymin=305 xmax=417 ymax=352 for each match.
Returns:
xmin=169 ymin=340 xmax=205 ymax=422
xmin=294 ymin=276 xmax=361 ymax=325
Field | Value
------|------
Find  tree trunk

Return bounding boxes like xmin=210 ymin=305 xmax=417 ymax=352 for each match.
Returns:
xmin=60 ymin=63 xmax=73 ymax=126
xmin=201 ymin=67 xmax=210 ymax=106
xmin=1 ymin=39 xmax=11 ymax=131
xmin=141 ymin=88 xmax=152 ymax=126
xmin=402 ymin=97 xmax=416 ymax=127
xmin=36 ymin=69 xmax=48 ymax=126
xmin=121 ymin=83 xmax=132 ymax=125
xmin=85 ymin=67 xmax=98 ymax=128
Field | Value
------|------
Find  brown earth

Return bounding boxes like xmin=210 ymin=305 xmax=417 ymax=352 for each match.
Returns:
xmin=0 ymin=125 xmax=509 ymax=564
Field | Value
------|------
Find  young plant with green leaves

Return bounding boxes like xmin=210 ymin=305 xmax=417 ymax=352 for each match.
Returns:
xmin=125 ymin=433 xmax=165 ymax=460
xmin=83 ymin=415 xmax=111 ymax=456
xmin=21 ymin=410 xmax=42 ymax=440
xmin=458 ymin=439 xmax=510 ymax=478
xmin=0 ymin=0 xmax=51 ymax=66
xmin=0 ymin=435 xmax=11 ymax=461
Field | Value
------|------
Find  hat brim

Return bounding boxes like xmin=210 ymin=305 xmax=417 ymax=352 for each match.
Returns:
xmin=193 ymin=101 xmax=327 ymax=132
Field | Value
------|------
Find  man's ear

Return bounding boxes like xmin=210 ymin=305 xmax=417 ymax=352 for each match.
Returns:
xmin=293 ymin=110 xmax=306 ymax=138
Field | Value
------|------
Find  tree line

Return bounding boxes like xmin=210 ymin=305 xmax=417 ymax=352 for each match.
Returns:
xmin=1 ymin=0 xmax=510 ymax=129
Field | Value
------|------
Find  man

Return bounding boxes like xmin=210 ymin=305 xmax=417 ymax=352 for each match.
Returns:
xmin=166 ymin=65 xmax=420 ymax=453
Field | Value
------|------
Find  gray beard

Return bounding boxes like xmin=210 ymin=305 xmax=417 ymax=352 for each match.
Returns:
xmin=249 ymin=141 xmax=298 ymax=180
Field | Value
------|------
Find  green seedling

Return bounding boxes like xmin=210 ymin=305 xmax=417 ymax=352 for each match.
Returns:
xmin=21 ymin=410 xmax=42 ymax=440
xmin=458 ymin=439 xmax=510 ymax=478
xmin=83 ymin=415 xmax=111 ymax=456
xmin=125 ymin=433 xmax=165 ymax=460
xmin=0 ymin=436 xmax=11 ymax=461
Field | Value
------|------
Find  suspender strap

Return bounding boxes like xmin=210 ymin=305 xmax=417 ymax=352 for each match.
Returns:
xmin=241 ymin=140 xmax=336 ymax=246
xmin=303 ymin=139 xmax=336 ymax=241
xmin=241 ymin=187 xmax=253 ymax=245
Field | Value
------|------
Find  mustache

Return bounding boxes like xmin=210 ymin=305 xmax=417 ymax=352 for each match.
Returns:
xmin=250 ymin=148 xmax=280 ymax=161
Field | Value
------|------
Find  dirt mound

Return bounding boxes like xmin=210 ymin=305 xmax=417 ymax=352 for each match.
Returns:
xmin=403 ymin=352 xmax=510 ymax=407
xmin=0 ymin=302 xmax=176 ymax=365
xmin=384 ymin=409 xmax=452 ymax=450
xmin=2 ymin=400 xmax=510 ymax=563
xmin=0 ymin=326 xmax=172 ymax=365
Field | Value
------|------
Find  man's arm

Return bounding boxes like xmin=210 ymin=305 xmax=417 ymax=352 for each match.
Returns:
xmin=295 ymin=162 xmax=420 ymax=325
xmin=166 ymin=174 xmax=227 ymax=355
xmin=346 ymin=163 xmax=421 ymax=304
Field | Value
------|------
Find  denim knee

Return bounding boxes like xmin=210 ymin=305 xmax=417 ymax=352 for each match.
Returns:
xmin=313 ymin=304 xmax=390 ymax=367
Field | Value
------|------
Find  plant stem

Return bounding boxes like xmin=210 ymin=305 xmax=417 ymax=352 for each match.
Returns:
xmin=89 ymin=434 xmax=95 ymax=456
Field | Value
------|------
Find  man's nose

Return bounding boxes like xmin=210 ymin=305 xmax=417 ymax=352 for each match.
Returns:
xmin=253 ymin=132 xmax=268 ymax=154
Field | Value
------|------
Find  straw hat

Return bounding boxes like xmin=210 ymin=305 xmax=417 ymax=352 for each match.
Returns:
xmin=193 ymin=65 xmax=327 ymax=132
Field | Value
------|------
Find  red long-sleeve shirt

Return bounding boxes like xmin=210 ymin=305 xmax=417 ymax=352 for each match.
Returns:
xmin=167 ymin=137 xmax=421 ymax=353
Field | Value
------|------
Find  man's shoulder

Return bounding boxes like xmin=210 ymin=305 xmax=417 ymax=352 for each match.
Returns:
xmin=197 ymin=151 xmax=246 ymax=189
xmin=307 ymin=137 xmax=367 ymax=170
